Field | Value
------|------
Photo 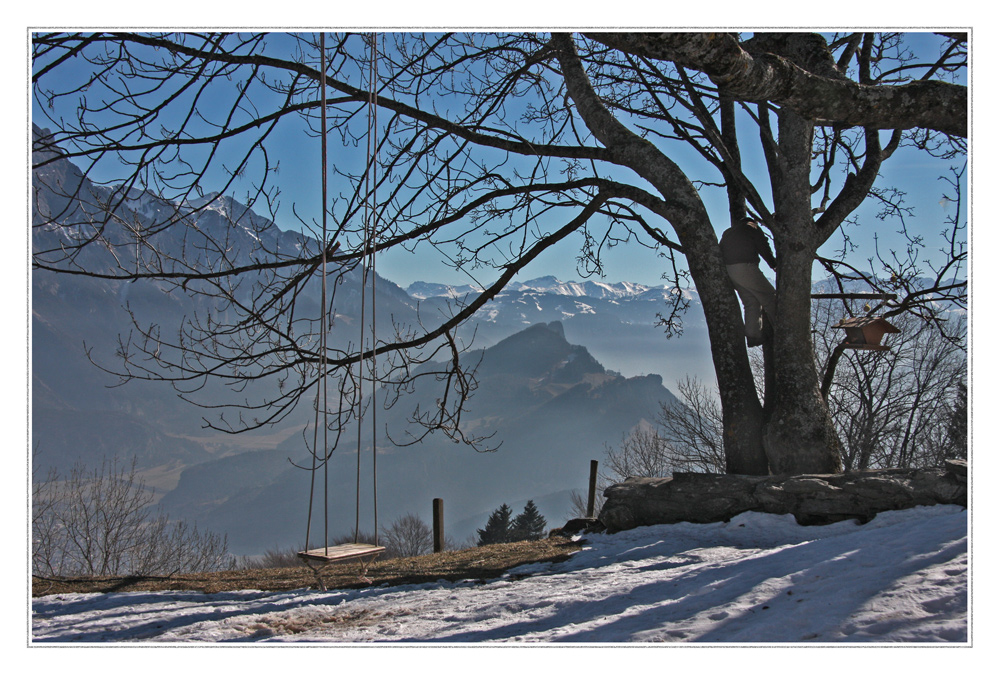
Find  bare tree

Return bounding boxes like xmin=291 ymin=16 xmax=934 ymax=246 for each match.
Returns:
xmin=603 ymin=425 xmax=673 ymax=481
xmin=657 ymin=378 xmax=727 ymax=473
xmin=601 ymin=376 xmax=726 ymax=487
xmin=940 ymin=381 xmax=968 ymax=463
xmin=380 ymin=513 xmax=434 ymax=558
xmin=32 ymin=456 xmax=232 ymax=577
xmin=31 ymin=463 xmax=62 ymax=575
xmin=32 ymin=31 xmax=967 ymax=476
xmin=568 ymin=489 xmax=605 ymax=520
xmin=813 ymin=301 xmax=966 ymax=471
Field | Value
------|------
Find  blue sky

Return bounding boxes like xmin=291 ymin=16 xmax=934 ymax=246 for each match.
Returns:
xmin=236 ymin=32 xmax=966 ymax=292
xmin=266 ymin=32 xmax=966 ymax=291
xmin=30 ymin=31 xmax=967 ymax=291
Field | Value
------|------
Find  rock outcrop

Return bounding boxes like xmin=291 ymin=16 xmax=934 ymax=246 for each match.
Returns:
xmin=594 ymin=460 xmax=967 ymax=533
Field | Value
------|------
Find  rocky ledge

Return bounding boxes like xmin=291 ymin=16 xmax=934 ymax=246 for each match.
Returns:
xmin=555 ymin=460 xmax=967 ymax=536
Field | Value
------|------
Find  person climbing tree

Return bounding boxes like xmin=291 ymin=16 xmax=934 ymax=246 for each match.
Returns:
xmin=720 ymin=216 xmax=777 ymax=348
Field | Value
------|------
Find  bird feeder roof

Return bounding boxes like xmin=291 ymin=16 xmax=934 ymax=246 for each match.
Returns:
xmin=833 ymin=316 xmax=901 ymax=333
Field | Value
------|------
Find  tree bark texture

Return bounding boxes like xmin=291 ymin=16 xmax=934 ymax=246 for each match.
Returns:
xmin=584 ymin=32 xmax=967 ymax=137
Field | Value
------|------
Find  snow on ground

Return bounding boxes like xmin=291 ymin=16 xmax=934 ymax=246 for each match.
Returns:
xmin=30 ymin=505 xmax=968 ymax=645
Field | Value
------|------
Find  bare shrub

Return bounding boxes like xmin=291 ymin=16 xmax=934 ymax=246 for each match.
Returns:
xmin=380 ymin=513 xmax=434 ymax=558
xmin=568 ymin=489 xmax=605 ymax=520
xmin=601 ymin=377 xmax=727 ymax=491
xmin=656 ymin=378 xmax=726 ymax=474
xmin=32 ymin=456 xmax=233 ymax=577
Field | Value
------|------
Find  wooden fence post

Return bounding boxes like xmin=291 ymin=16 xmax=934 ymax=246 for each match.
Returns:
xmin=587 ymin=460 xmax=599 ymax=518
xmin=433 ymin=498 xmax=445 ymax=553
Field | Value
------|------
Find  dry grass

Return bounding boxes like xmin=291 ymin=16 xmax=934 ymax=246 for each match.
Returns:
xmin=31 ymin=536 xmax=582 ymax=597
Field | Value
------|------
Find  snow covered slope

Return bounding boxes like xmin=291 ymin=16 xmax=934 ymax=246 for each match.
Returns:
xmin=31 ymin=505 xmax=967 ymax=644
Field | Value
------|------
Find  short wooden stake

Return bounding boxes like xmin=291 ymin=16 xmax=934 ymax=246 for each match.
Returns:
xmin=587 ymin=460 xmax=598 ymax=518
xmin=433 ymin=498 xmax=445 ymax=553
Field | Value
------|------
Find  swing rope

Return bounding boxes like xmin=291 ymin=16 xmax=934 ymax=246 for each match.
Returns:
xmin=353 ymin=35 xmax=380 ymax=544
xmin=303 ymin=32 xmax=333 ymax=555
xmin=302 ymin=32 xmax=381 ymax=562
xmin=365 ymin=35 xmax=380 ymax=545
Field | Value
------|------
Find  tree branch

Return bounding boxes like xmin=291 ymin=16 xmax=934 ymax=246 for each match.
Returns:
xmin=585 ymin=32 xmax=967 ymax=137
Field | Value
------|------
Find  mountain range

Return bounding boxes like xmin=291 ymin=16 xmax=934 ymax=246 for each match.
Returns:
xmin=407 ymin=275 xmax=713 ymax=387
xmin=31 ymin=126 xmax=707 ymax=552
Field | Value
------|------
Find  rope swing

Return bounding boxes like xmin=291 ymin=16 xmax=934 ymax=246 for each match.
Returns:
xmin=357 ymin=33 xmax=380 ymax=545
xmin=298 ymin=32 xmax=385 ymax=590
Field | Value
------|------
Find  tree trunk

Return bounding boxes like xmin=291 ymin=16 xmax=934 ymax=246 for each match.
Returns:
xmin=716 ymin=99 xmax=768 ymax=475
xmin=700 ymin=267 xmax=769 ymax=476
xmin=763 ymin=109 xmax=843 ymax=474
xmin=552 ymin=33 xmax=769 ymax=475
xmin=765 ymin=244 xmax=843 ymax=473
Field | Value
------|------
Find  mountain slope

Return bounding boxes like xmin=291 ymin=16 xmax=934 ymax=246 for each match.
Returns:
xmin=31 ymin=125 xmax=423 ymax=481
xmin=159 ymin=322 xmax=679 ymax=553
xmin=32 ymin=130 xmax=695 ymax=552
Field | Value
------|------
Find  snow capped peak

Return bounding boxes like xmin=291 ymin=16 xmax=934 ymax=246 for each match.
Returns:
xmin=183 ymin=191 xmax=231 ymax=217
xmin=406 ymin=276 xmax=686 ymax=304
xmin=512 ymin=277 xmax=667 ymax=300
xmin=407 ymin=281 xmax=485 ymax=300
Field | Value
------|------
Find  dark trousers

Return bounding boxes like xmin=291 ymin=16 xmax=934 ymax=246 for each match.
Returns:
xmin=726 ymin=263 xmax=777 ymax=345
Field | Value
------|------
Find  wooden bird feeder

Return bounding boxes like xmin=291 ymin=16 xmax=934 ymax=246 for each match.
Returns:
xmin=813 ymin=293 xmax=900 ymax=401
xmin=832 ymin=316 xmax=900 ymax=351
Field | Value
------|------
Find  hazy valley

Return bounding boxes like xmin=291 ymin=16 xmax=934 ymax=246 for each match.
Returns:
xmin=31 ymin=130 xmax=714 ymax=553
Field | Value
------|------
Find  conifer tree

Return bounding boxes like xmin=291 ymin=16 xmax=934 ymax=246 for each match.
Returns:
xmin=476 ymin=503 xmax=513 ymax=546
xmin=511 ymin=500 xmax=547 ymax=541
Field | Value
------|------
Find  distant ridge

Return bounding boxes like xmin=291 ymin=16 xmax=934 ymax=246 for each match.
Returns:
xmin=407 ymin=276 xmax=670 ymax=301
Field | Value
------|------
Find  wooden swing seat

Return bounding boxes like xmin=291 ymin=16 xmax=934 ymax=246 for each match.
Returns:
xmin=297 ymin=542 xmax=386 ymax=564
xmin=298 ymin=543 xmax=386 ymax=590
